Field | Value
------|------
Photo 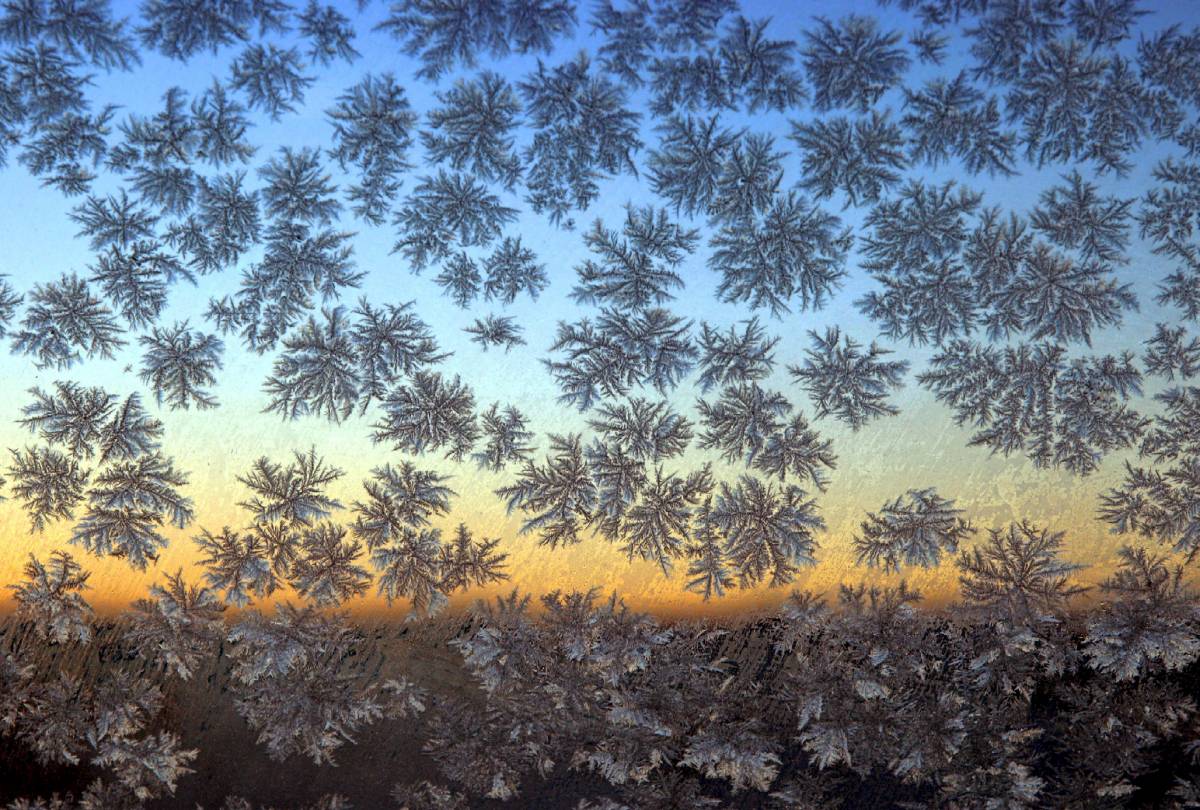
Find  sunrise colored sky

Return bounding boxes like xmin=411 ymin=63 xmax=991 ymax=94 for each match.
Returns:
xmin=0 ymin=0 xmax=1194 ymax=618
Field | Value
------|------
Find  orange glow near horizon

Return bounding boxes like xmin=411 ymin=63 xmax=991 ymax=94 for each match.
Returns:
xmin=0 ymin=397 xmax=1147 ymax=621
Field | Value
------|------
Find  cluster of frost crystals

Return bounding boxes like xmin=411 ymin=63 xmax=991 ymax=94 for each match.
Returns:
xmin=4 ymin=11 xmax=1200 ymax=805
xmin=0 ymin=648 xmax=197 ymax=806
xmin=377 ymin=0 xmax=577 ymax=82
xmin=957 ymin=520 xmax=1089 ymax=625
xmin=125 ymin=569 xmax=226 ymax=680
xmin=6 ymin=550 xmax=94 ymax=644
xmin=919 ymin=341 xmax=1147 ymax=475
xmin=6 ymin=382 xmax=192 ymax=570
xmin=3 ymin=517 xmax=1200 ymax=809
xmin=390 ymin=169 xmax=517 ymax=271
xmin=225 ymin=603 xmax=422 ymax=764
xmin=1083 ymin=546 xmax=1200 ymax=681
xmin=326 ymin=73 xmax=414 ymax=225
xmin=183 ymin=449 xmax=509 ymax=621
xmin=543 ymin=307 xmax=696 ymax=411
xmin=1099 ymin=385 xmax=1200 ymax=559
xmin=261 ymin=301 xmax=448 ymax=424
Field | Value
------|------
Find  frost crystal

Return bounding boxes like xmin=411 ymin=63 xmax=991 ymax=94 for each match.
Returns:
xmin=853 ymin=489 xmax=975 ymax=572
xmin=139 ymin=322 xmax=223 ymax=410
xmin=422 ymin=70 xmax=523 ymax=189
xmin=7 ymin=550 xmax=94 ymax=644
xmin=709 ymin=190 xmax=852 ymax=317
xmin=372 ymin=371 xmax=479 ymax=461
xmin=802 ymin=15 xmax=910 ymax=112
xmin=571 ymin=205 xmax=698 ymax=310
xmin=788 ymin=327 xmax=909 ymax=430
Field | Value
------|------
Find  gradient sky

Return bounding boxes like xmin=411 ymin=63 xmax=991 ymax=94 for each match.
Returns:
xmin=0 ymin=0 xmax=1196 ymax=618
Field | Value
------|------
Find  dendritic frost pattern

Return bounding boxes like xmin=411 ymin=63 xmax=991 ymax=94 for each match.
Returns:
xmin=0 ymin=6 xmax=1197 ymax=774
